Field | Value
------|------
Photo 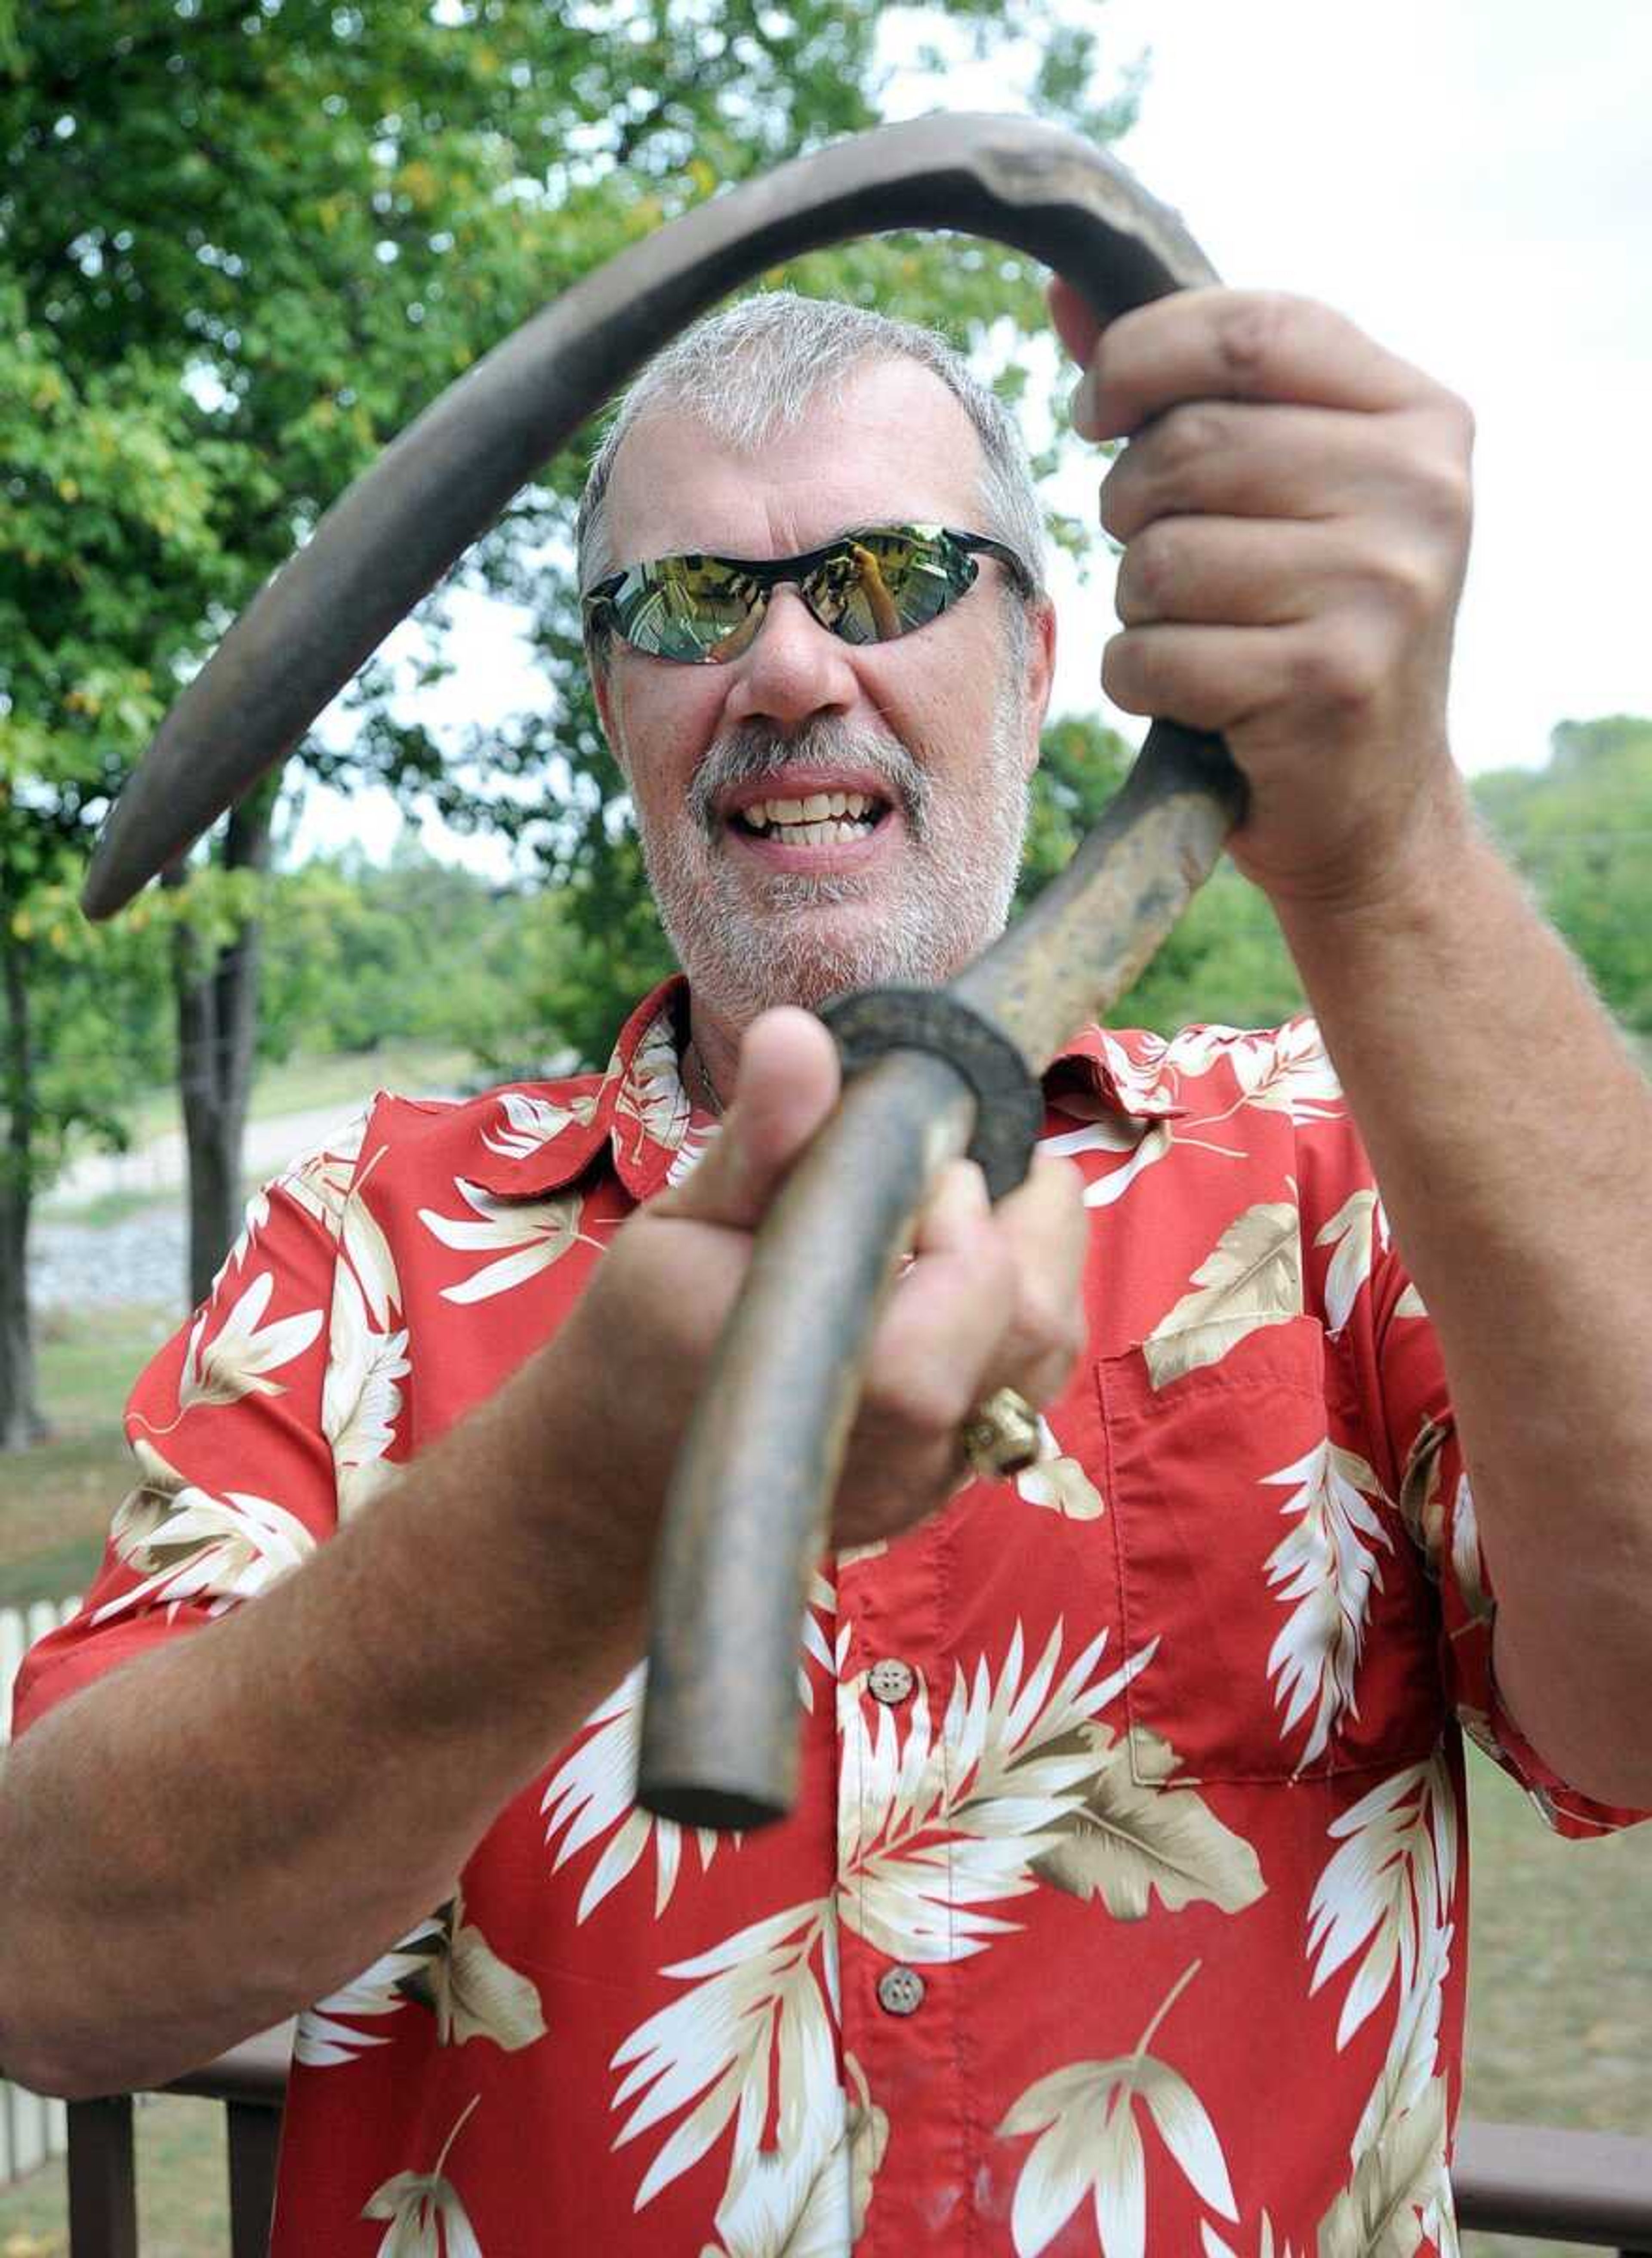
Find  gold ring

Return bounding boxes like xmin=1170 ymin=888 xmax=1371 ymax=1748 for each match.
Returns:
xmin=960 ymin=1385 xmax=1041 ymax=1480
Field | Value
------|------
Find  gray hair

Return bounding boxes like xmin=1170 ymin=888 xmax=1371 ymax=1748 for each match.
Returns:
xmin=575 ymin=292 xmax=1048 ymax=636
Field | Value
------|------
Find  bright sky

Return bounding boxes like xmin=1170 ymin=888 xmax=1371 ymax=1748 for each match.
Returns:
xmin=304 ymin=0 xmax=1651 ymax=867
xmin=1027 ymin=0 xmax=1652 ymax=772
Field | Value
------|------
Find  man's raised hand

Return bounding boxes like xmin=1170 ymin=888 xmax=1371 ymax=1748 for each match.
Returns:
xmin=1049 ymin=277 xmax=1476 ymax=914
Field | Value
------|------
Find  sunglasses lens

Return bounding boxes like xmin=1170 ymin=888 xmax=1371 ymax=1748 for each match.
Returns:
xmin=610 ymin=557 xmax=764 ymax=663
xmin=812 ymin=531 xmax=974 ymax=645
xmin=596 ymin=528 xmax=992 ymax=662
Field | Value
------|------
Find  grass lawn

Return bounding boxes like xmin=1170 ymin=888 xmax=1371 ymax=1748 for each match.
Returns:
xmin=121 ymin=1040 xmax=476 ymax=1154
xmin=2 ymin=1309 xmax=1647 ymax=2250
xmin=0 ymin=2099 xmax=227 ymax=2257
xmin=0 ymin=1308 xmax=173 ymax=1607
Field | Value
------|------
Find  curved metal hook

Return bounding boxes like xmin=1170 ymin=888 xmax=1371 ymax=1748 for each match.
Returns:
xmin=79 ymin=111 xmax=1245 ymax=1827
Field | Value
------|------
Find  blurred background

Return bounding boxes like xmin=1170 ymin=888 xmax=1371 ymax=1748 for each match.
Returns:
xmin=1 ymin=0 xmax=1647 ymax=2247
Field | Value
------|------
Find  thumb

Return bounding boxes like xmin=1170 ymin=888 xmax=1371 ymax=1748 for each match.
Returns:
xmin=660 ymin=1007 xmax=841 ymax=1232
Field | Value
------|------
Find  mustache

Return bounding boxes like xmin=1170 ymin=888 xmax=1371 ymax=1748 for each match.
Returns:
xmin=687 ymin=720 xmax=931 ymax=842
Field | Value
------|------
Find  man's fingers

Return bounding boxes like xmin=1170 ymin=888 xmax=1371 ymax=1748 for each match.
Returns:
xmin=1075 ymin=290 xmax=1430 ymax=441
xmin=988 ymin=1154 xmax=1088 ymax=1402
xmin=1097 ymin=401 xmax=1437 ymax=543
xmin=656 ymin=1007 xmax=839 ymax=1232
xmin=1048 ymin=273 xmax=1103 ymax=371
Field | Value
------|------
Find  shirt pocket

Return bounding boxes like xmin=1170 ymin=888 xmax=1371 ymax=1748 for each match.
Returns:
xmin=1096 ymin=1312 xmax=1444 ymax=1788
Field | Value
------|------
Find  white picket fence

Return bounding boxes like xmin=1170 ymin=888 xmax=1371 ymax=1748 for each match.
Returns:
xmin=0 ymin=1594 xmax=81 ymax=2191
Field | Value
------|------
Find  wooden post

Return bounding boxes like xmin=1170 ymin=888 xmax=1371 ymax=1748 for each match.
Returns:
xmin=65 ymin=2093 xmax=138 ymax=2258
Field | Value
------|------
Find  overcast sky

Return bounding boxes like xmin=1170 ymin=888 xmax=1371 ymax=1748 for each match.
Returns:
xmin=311 ymin=1 xmax=1650 ymax=866
xmin=1012 ymin=0 xmax=1652 ymax=772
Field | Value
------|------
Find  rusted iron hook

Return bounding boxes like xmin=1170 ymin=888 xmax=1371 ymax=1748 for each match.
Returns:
xmin=78 ymin=112 xmax=1245 ymax=1828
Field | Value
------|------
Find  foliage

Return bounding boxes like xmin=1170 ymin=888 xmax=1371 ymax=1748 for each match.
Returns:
xmin=1471 ymin=714 xmax=1652 ymax=1031
xmin=1014 ymin=716 xmax=1307 ymax=1038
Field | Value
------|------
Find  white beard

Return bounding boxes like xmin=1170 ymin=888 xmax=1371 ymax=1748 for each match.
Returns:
xmin=632 ymin=681 xmax=1030 ymax=1023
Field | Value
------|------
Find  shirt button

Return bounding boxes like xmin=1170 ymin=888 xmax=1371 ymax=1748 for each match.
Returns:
xmin=877 ymin=1965 xmax=926 ymax=2017
xmin=867 ymin=1658 xmax=916 ymax=1705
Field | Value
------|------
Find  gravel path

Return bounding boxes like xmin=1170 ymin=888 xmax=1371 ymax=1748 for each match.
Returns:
xmin=32 ymin=1106 xmax=348 ymax=1314
xmin=31 ymin=1206 xmax=190 ymax=1314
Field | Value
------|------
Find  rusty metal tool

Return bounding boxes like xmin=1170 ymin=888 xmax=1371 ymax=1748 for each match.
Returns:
xmin=78 ymin=112 xmax=1244 ymax=1828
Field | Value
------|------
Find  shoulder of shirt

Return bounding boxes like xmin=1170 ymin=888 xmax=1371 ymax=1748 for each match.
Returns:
xmin=1051 ymin=1012 xmax=1336 ymax=1118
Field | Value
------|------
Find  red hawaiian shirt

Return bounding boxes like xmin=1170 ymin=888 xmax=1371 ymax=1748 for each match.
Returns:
xmin=15 ymin=976 xmax=1638 ymax=2257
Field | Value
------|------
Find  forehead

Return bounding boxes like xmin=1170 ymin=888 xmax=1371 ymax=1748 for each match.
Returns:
xmin=604 ymin=356 xmax=987 ymax=564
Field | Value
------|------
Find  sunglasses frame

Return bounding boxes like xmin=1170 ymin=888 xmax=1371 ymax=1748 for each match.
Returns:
xmin=582 ymin=522 xmax=1033 ymax=665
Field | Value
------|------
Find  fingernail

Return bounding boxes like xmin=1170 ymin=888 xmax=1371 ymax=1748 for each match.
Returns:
xmin=1069 ymin=366 xmax=1099 ymax=433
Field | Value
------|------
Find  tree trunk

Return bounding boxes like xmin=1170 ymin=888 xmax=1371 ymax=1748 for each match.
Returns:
xmin=170 ymin=792 xmax=275 ymax=1310
xmin=0 ymin=928 xmax=47 ymax=1448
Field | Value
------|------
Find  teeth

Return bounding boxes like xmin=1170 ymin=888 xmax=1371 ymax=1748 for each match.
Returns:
xmin=740 ymin=790 xmax=880 ymax=838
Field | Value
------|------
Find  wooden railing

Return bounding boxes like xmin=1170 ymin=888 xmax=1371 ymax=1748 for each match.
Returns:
xmin=47 ymin=2034 xmax=1652 ymax=2255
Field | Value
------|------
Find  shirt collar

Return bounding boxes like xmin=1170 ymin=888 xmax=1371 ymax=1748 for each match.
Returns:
xmin=462 ymin=973 xmax=1185 ymax=1203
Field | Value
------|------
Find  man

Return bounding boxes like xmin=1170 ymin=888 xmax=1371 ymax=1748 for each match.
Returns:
xmin=3 ymin=281 xmax=1649 ymax=2255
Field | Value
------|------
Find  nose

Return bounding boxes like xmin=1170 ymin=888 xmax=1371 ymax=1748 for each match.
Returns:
xmin=721 ymin=585 xmax=862 ymax=733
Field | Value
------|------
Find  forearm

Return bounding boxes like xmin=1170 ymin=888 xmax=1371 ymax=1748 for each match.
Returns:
xmin=0 ymin=1317 xmax=653 ymax=2097
xmin=1275 ymin=791 xmax=1652 ymax=1803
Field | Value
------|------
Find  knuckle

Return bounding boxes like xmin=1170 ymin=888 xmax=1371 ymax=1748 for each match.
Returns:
xmin=897 ymin=1365 xmax=974 ymax=1447
xmin=1357 ymin=537 xmax=1436 ymax=623
xmin=1289 ymin=621 xmax=1383 ymax=714
xmin=1154 ymin=401 xmax=1230 ymax=482
xmin=1100 ymin=629 xmax=1146 ymax=713
xmin=1122 ymin=521 xmax=1182 ymax=617
xmin=1415 ymin=447 xmax=1475 ymax=540
xmin=1214 ymin=292 xmax=1290 ymax=384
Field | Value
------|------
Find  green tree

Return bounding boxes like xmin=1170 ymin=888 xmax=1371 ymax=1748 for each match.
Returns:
xmin=1 ymin=0 xmax=1140 ymax=1416
xmin=1473 ymin=715 xmax=1652 ymax=1031
xmin=1015 ymin=716 xmax=1304 ymax=1038
xmin=0 ymin=861 xmax=172 ymax=1442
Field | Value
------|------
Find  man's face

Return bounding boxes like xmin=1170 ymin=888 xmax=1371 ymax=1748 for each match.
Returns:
xmin=593 ymin=357 xmax=1055 ymax=1024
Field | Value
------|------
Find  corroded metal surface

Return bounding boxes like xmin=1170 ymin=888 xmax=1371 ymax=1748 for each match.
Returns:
xmin=80 ymin=111 xmax=1244 ymax=1830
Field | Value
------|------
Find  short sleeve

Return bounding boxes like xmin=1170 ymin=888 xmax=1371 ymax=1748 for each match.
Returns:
xmin=9 ymin=1111 xmax=369 ymax=1739
xmin=1298 ymin=1103 xmax=1646 ymax=1841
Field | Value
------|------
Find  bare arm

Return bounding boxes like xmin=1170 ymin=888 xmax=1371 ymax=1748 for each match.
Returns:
xmin=1058 ymin=278 xmax=1652 ymax=1807
xmin=0 ymin=1012 xmax=1083 ymax=2096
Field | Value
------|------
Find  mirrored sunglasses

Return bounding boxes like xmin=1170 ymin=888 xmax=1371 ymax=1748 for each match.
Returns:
xmin=582 ymin=523 xmax=1032 ymax=665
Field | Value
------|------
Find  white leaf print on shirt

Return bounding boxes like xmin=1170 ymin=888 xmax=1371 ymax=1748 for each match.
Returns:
xmin=324 ymin=1260 xmax=411 ymax=1518
xmin=997 ymin=1960 xmax=1238 ymax=2258
xmin=1227 ymin=1019 xmax=1343 ymax=1123
xmin=542 ymin=1665 xmax=729 ymax=1922
xmin=1143 ymin=1200 xmax=1302 ymax=1388
xmin=610 ymin=1897 xmax=840 ymax=2213
xmin=361 ymin=2095 xmax=483 ymax=2256
xmin=212 ymin=1106 xmax=368 ymax=1284
xmin=1319 ymin=1919 xmax=1455 ymax=2258
xmin=615 ymin=1008 xmax=692 ymax=1152
xmin=702 ymin=2049 xmax=887 ymax=2258
xmin=481 ymin=1086 xmax=598 ymax=1161
xmin=172 ymin=1271 xmax=322 ymax=1417
xmin=1307 ymin=1751 xmax=1458 ymax=2049
xmin=418 ymin=1180 xmax=592 ymax=1303
xmin=1263 ymin=1441 xmax=1393 ymax=1768
xmin=97 ymin=1482 xmax=314 ymax=1622
xmin=296 ymin=1915 xmax=447 ymax=2066
xmin=1449 ymin=1473 xmax=1493 ymax=1625
xmin=1043 ymin=1114 xmax=1174 ymax=1211
xmin=1316 ymin=1191 xmax=1378 ymax=1338
xmin=1201 ymin=2221 xmax=1300 ymax=2258
xmin=1032 ymin=1723 xmax=1265 ymax=1919
xmin=607 ymin=1625 xmax=1167 ymax=2230
xmin=1015 ymin=1416 xmax=1105 ymax=1520
xmin=838 ymin=1622 xmax=1158 ymax=1967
